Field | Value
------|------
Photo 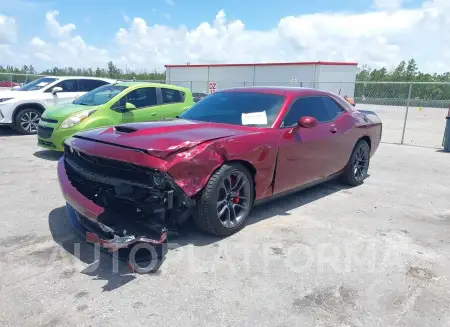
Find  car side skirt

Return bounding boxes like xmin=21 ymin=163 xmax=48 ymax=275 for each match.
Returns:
xmin=254 ymin=170 xmax=343 ymax=207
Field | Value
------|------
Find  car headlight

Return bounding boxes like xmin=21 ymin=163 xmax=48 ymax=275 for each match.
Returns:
xmin=59 ymin=109 xmax=97 ymax=129
xmin=0 ymin=98 xmax=14 ymax=103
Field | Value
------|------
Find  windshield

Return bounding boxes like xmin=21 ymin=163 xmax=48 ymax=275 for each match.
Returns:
xmin=73 ymin=84 xmax=127 ymax=106
xmin=16 ymin=77 xmax=58 ymax=91
xmin=179 ymin=91 xmax=286 ymax=127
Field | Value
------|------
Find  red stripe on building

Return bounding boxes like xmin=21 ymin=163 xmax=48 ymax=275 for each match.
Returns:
xmin=165 ymin=61 xmax=358 ymax=68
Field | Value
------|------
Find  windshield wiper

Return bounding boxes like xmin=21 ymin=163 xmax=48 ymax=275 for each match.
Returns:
xmin=75 ymin=102 xmax=91 ymax=106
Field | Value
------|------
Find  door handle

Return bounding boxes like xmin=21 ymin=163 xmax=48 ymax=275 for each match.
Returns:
xmin=330 ymin=126 xmax=337 ymax=134
xmin=150 ymin=112 xmax=158 ymax=116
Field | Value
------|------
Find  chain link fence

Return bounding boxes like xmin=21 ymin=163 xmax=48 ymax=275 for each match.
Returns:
xmin=1 ymin=73 xmax=449 ymax=148
xmin=0 ymin=73 xmax=46 ymax=90
xmin=354 ymin=82 xmax=450 ymax=148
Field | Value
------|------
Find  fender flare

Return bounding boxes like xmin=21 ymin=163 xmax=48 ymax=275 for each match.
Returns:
xmin=12 ymin=102 xmax=47 ymax=122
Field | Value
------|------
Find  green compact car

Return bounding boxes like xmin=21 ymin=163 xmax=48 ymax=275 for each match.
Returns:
xmin=37 ymin=82 xmax=194 ymax=151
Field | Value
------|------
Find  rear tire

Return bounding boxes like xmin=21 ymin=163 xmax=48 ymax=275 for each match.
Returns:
xmin=14 ymin=108 xmax=42 ymax=135
xmin=193 ymin=163 xmax=255 ymax=236
xmin=340 ymin=140 xmax=370 ymax=186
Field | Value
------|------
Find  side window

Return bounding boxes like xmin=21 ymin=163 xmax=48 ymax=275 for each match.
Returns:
xmin=161 ymin=88 xmax=183 ymax=104
xmin=321 ymin=97 xmax=344 ymax=121
xmin=78 ymin=79 xmax=109 ymax=92
xmin=59 ymin=80 xmax=79 ymax=92
xmin=282 ymin=97 xmax=329 ymax=127
xmin=47 ymin=79 xmax=79 ymax=92
xmin=126 ymin=87 xmax=158 ymax=109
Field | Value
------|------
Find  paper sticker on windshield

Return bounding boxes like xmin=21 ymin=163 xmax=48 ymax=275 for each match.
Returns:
xmin=37 ymin=82 xmax=49 ymax=87
xmin=241 ymin=111 xmax=268 ymax=125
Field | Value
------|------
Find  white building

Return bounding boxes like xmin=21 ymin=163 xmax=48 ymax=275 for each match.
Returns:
xmin=165 ymin=61 xmax=358 ymax=97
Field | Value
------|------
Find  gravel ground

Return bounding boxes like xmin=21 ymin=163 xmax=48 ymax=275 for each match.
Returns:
xmin=0 ymin=128 xmax=450 ymax=327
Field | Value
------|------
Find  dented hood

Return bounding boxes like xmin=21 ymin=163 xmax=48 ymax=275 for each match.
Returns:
xmin=73 ymin=119 xmax=251 ymax=159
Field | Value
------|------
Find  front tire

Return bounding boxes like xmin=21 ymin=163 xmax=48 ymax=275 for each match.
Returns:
xmin=193 ymin=163 xmax=255 ymax=236
xmin=341 ymin=140 xmax=370 ymax=186
xmin=14 ymin=108 xmax=41 ymax=135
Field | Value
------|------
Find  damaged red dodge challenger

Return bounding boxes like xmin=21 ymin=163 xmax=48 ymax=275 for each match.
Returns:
xmin=57 ymin=87 xmax=382 ymax=253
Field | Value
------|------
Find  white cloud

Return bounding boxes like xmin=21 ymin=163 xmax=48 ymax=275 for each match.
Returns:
xmin=0 ymin=14 xmax=17 ymax=45
xmin=45 ymin=10 xmax=76 ymax=38
xmin=3 ymin=0 xmax=450 ymax=73
xmin=0 ymin=14 xmax=20 ymax=65
xmin=31 ymin=37 xmax=45 ymax=47
xmin=28 ymin=10 xmax=111 ymax=67
xmin=114 ymin=0 xmax=450 ymax=72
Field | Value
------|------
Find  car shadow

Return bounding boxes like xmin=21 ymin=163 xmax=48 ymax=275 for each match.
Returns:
xmin=48 ymin=179 xmax=352 ymax=289
xmin=172 ymin=179 xmax=353 ymax=248
xmin=34 ymin=150 xmax=63 ymax=161
xmin=247 ymin=180 xmax=352 ymax=226
xmin=0 ymin=126 xmax=18 ymax=137
xmin=48 ymin=207 xmax=138 ymax=292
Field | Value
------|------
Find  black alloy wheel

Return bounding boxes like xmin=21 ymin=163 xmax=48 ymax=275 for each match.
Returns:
xmin=341 ymin=139 xmax=370 ymax=186
xmin=193 ymin=163 xmax=255 ymax=236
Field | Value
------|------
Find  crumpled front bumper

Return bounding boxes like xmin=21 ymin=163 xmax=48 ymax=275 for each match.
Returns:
xmin=58 ymin=157 xmax=168 ymax=254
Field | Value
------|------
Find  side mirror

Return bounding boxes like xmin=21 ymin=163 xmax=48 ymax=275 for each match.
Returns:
xmin=125 ymin=102 xmax=137 ymax=110
xmin=298 ymin=116 xmax=318 ymax=128
xmin=52 ymin=86 xmax=63 ymax=94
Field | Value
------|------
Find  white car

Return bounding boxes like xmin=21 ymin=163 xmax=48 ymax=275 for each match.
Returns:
xmin=0 ymin=76 xmax=116 ymax=135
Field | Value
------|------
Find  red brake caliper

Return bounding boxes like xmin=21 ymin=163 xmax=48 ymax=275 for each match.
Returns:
xmin=230 ymin=175 xmax=239 ymax=203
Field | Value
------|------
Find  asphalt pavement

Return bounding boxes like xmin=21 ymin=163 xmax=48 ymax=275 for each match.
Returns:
xmin=1 ymin=128 xmax=449 ymax=327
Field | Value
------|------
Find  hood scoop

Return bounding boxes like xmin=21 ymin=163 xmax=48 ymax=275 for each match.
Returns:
xmin=113 ymin=125 xmax=138 ymax=134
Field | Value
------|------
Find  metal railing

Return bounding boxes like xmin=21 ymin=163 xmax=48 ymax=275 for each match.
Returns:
xmin=1 ymin=73 xmax=448 ymax=148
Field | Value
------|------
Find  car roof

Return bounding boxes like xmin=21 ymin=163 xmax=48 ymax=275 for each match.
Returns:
xmin=43 ymin=76 xmax=117 ymax=82
xmin=113 ymin=81 xmax=188 ymax=91
xmin=220 ymin=86 xmax=333 ymax=96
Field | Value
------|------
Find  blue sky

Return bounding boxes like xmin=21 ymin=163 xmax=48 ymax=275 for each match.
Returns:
xmin=5 ymin=0 xmax=423 ymax=45
xmin=0 ymin=0 xmax=447 ymax=72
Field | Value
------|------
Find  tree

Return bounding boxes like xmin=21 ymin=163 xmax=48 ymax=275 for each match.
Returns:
xmin=406 ymin=59 xmax=418 ymax=80
xmin=107 ymin=61 xmax=120 ymax=78
xmin=392 ymin=60 xmax=406 ymax=80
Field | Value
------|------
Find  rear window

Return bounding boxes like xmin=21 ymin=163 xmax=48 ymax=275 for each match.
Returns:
xmin=161 ymin=88 xmax=183 ymax=104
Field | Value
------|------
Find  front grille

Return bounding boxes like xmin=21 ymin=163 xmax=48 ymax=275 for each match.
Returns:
xmin=37 ymin=126 xmax=54 ymax=139
xmin=40 ymin=117 xmax=58 ymax=124
xmin=38 ymin=139 xmax=56 ymax=148
xmin=64 ymin=144 xmax=165 ymax=186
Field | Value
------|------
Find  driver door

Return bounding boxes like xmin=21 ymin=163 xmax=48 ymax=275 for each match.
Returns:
xmin=274 ymin=96 xmax=342 ymax=194
xmin=112 ymin=87 xmax=161 ymax=124
xmin=44 ymin=79 xmax=81 ymax=108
